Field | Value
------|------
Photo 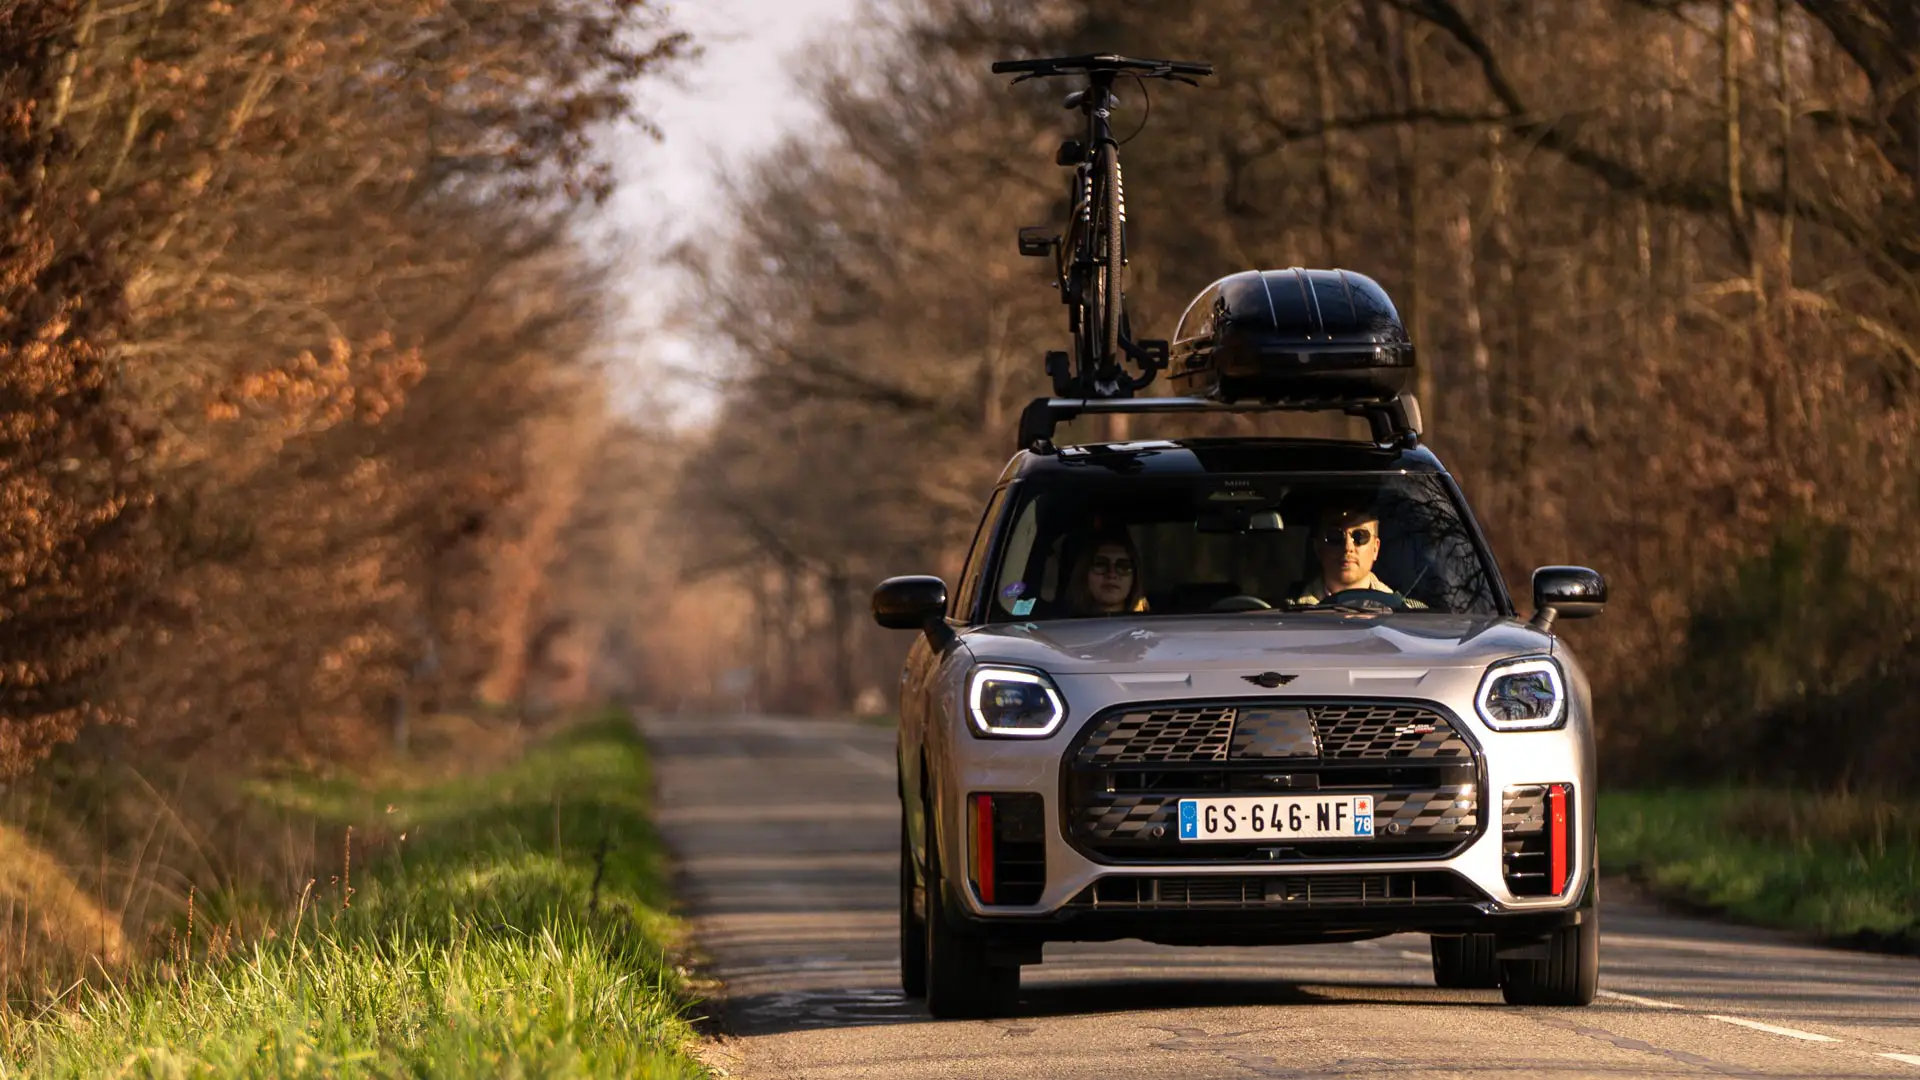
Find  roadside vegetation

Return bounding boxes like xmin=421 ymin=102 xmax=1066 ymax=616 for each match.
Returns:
xmin=1 ymin=711 xmax=706 ymax=1078
xmin=1603 ymin=791 xmax=1920 ymax=948
xmin=1 ymin=0 xmax=700 ymax=1055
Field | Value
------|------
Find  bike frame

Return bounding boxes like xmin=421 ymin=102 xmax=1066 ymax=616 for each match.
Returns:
xmin=1064 ymin=72 xmax=1123 ymax=391
xmin=994 ymin=54 xmax=1210 ymax=399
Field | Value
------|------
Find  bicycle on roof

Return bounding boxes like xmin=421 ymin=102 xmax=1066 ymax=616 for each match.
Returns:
xmin=990 ymin=53 xmax=1212 ymax=401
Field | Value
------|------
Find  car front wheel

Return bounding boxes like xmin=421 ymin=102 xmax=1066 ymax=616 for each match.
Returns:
xmin=899 ymin=808 xmax=927 ymax=998
xmin=1500 ymin=914 xmax=1599 ymax=1006
xmin=922 ymin=799 xmax=1019 ymax=1018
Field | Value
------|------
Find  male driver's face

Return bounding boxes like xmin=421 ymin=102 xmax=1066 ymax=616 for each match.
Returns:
xmin=1315 ymin=511 xmax=1381 ymax=590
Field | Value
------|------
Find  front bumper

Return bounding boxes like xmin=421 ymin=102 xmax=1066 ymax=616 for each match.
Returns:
xmin=930 ymin=667 xmax=1596 ymax=940
xmin=953 ymin=870 xmax=1596 ymax=950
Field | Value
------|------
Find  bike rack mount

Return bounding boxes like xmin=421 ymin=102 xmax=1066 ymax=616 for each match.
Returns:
xmin=1015 ymin=393 xmax=1423 ymax=454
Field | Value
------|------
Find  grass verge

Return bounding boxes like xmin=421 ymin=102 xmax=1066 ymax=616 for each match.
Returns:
xmin=1602 ymin=789 xmax=1920 ymax=950
xmin=1 ymin=711 xmax=708 ymax=1078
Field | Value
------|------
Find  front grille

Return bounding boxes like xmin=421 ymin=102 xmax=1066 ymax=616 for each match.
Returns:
xmin=1076 ymin=702 xmax=1473 ymax=763
xmin=1064 ymin=700 xmax=1483 ymax=864
xmin=1067 ymin=870 xmax=1479 ymax=910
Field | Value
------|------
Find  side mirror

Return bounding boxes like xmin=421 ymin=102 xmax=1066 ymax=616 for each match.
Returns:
xmin=873 ymin=575 xmax=949 ymax=632
xmin=1529 ymin=566 xmax=1606 ymax=632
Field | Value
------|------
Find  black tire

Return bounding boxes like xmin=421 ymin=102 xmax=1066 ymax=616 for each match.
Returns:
xmin=922 ymin=801 xmax=1020 ymax=1019
xmin=1431 ymin=933 xmax=1501 ymax=989
xmin=899 ymin=809 xmax=927 ymax=998
xmin=1499 ymin=914 xmax=1599 ymax=1006
xmin=1092 ymin=141 xmax=1124 ymax=377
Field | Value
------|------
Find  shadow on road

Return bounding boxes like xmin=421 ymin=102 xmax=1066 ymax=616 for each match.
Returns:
xmin=716 ymin=973 xmax=1514 ymax=1036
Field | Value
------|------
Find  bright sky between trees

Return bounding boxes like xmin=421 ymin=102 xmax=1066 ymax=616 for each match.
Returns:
xmin=604 ymin=0 xmax=862 ymax=425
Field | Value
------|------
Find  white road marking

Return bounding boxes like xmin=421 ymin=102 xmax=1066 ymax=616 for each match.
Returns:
xmin=1397 ymin=950 xmax=1428 ymax=962
xmin=1704 ymin=1015 xmax=1838 ymax=1042
xmin=1597 ymin=989 xmax=1685 ymax=1009
xmin=1881 ymin=1053 xmax=1920 ymax=1067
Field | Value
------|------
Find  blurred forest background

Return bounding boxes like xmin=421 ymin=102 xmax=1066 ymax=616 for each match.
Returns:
xmin=3 ymin=0 xmax=1919 ymax=996
xmin=670 ymin=0 xmax=1920 ymax=791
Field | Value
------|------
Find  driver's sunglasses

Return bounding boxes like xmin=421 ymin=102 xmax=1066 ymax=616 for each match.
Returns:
xmin=1090 ymin=556 xmax=1134 ymax=576
xmin=1317 ymin=527 xmax=1375 ymax=548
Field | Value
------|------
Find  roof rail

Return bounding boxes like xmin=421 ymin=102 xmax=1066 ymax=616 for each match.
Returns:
xmin=1015 ymin=393 xmax=1423 ymax=454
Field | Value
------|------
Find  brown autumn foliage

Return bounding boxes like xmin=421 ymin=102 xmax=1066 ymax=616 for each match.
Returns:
xmin=0 ymin=0 xmax=149 ymax=773
xmin=0 ymin=0 xmax=691 ymax=777
xmin=671 ymin=0 xmax=1920 ymax=787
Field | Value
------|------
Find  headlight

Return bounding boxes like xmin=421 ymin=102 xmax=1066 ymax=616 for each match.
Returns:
xmin=966 ymin=666 xmax=1067 ymax=738
xmin=1475 ymin=656 xmax=1566 ymax=731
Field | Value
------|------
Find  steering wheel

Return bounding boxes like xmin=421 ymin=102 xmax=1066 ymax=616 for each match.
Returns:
xmin=1317 ymin=588 xmax=1411 ymax=612
xmin=1208 ymin=594 xmax=1273 ymax=613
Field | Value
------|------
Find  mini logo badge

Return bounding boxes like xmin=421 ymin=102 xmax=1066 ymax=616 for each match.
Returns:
xmin=1242 ymin=671 xmax=1298 ymax=688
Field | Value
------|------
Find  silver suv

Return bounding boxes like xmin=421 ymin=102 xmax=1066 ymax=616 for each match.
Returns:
xmin=874 ymin=271 xmax=1607 ymax=1020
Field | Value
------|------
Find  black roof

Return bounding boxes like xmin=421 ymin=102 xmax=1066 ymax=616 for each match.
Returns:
xmin=1001 ymin=438 xmax=1447 ymax=483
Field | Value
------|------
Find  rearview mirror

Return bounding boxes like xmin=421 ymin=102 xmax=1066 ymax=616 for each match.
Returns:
xmin=1529 ymin=566 xmax=1606 ymax=632
xmin=873 ymin=575 xmax=949 ymax=631
xmin=1195 ymin=509 xmax=1284 ymax=534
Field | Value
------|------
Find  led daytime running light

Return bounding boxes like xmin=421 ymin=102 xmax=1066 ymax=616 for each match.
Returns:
xmin=966 ymin=666 xmax=1067 ymax=738
xmin=1475 ymin=656 xmax=1567 ymax=731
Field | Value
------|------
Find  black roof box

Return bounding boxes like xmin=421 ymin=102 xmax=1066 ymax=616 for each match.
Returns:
xmin=1169 ymin=268 xmax=1414 ymax=404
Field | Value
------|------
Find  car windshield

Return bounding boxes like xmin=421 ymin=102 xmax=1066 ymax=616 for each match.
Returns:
xmin=984 ymin=472 xmax=1505 ymax=621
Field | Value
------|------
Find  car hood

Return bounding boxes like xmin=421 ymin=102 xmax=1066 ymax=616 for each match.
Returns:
xmin=959 ymin=613 xmax=1551 ymax=675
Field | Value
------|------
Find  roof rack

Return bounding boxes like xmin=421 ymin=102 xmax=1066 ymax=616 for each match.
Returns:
xmin=1015 ymin=393 xmax=1423 ymax=454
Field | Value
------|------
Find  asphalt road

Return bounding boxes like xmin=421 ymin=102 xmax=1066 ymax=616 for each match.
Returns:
xmin=641 ymin=713 xmax=1920 ymax=1080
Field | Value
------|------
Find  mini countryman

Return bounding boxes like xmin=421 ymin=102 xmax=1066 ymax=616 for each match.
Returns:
xmin=875 ymin=267 xmax=1606 ymax=1018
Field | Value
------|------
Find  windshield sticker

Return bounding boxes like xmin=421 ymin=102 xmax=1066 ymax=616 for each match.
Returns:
xmin=1001 ymin=581 xmax=1027 ymax=600
xmin=1011 ymin=598 xmax=1036 ymax=617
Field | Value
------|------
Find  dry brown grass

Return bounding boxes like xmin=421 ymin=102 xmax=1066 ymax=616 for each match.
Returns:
xmin=0 ymin=825 xmax=130 ymax=994
xmin=0 ymin=707 xmax=546 ymax=1008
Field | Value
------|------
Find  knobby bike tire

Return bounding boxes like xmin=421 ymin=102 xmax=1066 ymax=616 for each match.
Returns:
xmin=1094 ymin=142 xmax=1124 ymax=383
xmin=1064 ymin=177 xmax=1094 ymax=393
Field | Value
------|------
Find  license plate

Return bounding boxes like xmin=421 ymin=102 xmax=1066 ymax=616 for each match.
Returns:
xmin=1177 ymin=795 xmax=1375 ymax=841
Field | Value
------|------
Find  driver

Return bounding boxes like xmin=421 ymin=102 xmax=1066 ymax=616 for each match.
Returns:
xmin=1064 ymin=528 xmax=1150 ymax=616
xmin=1294 ymin=502 xmax=1422 ymax=607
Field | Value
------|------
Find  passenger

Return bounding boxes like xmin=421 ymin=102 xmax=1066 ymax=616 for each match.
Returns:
xmin=1294 ymin=502 xmax=1423 ymax=607
xmin=1064 ymin=528 xmax=1150 ymax=616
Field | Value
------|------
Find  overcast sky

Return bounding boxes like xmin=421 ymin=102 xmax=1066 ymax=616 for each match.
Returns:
xmin=599 ymin=0 xmax=862 ymax=423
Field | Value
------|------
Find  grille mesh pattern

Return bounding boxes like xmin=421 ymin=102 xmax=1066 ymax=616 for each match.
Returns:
xmin=1315 ymin=704 xmax=1471 ymax=759
xmin=1074 ymin=706 xmax=1235 ymax=764
xmin=1075 ymin=702 xmax=1469 ymax=765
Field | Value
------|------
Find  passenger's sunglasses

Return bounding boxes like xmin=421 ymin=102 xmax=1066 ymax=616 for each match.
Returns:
xmin=1090 ymin=556 xmax=1134 ymax=576
xmin=1316 ymin=527 xmax=1375 ymax=548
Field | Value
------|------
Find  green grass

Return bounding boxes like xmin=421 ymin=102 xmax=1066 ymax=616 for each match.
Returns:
xmin=1602 ymin=789 xmax=1920 ymax=945
xmin=1 ymin=713 xmax=708 ymax=1078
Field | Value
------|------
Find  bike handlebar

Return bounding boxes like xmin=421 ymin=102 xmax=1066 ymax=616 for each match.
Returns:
xmin=991 ymin=53 xmax=1213 ymax=78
